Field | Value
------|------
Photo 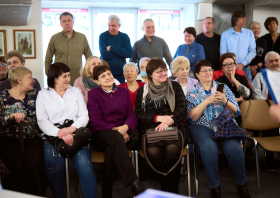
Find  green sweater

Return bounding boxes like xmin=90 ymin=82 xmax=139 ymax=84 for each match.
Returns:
xmin=45 ymin=30 xmax=92 ymax=85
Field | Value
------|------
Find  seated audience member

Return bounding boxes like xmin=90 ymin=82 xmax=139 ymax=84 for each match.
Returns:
xmin=261 ymin=17 xmax=280 ymax=54
xmin=119 ymin=62 xmax=145 ymax=108
xmin=248 ymin=21 xmax=268 ymax=78
xmin=173 ymin=27 xmax=205 ymax=77
xmin=101 ymin=59 xmax=120 ymax=85
xmin=0 ymin=58 xmax=8 ymax=81
xmin=0 ymin=50 xmax=41 ymax=92
xmin=186 ymin=60 xmax=250 ymax=198
xmin=36 ymin=63 xmax=97 ymax=198
xmin=74 ymin=56 xmax=120 ymax=103
xmin=0 ymin=67 xmax=46 ymax=196
xmin=251 ymin=51 xmax=280 ymax=171
xmin=136 ymin=57 xmax=150 ymax=82
xmin=135 ymin=58 xmax=188 ymax=194
xmin=87 ymin=65 xmax=146 ymax=198
xmin=171 ymin=56 xmax=198 ymax=95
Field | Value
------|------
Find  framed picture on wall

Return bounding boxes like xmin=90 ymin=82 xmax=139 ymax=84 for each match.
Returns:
xmin=0 ymin=30 xmax=7 ymax=58
xmin=13 ymin=29 xmax=36 ymax=59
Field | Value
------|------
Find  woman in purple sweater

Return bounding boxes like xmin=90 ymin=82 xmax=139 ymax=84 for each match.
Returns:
xmin=87 ymin=65 xmax=146 ymax=198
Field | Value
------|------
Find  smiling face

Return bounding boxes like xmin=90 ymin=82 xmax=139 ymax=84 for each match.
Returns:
xmin=7 ymin=56 xmax=25 ymax=70
xmin=252 ymin=24 xmax=261 ymax=38
xmin=108 ymin=20 xmax=120 ymax=36
xmin=54 ymin=72 xmax=70 ymax=90
xmin=142 ymin=21 xmax=155 ymax=37
xmin=21 ymin=73 xmax=34 ymax=91
xmin=176 ymin=66 xmax=189 ymax=80
xmin=266 ymin=53 xmax=280 ymax=71
xmin=222 ymin=58 xmax=236 ymax=76
xmin=203 ymin=18 xmax=215 ymax=34
xmin=60 ymin=15 xmax=74 ymax=33
xmin=184 ymin=32 xmax=195 ymax=45
xmin=89 ymin=57 xmax=102 ymax=75
xmin=123 ymin=65 xmax=138 ymax=83
xmin=150 ymin=67 xmax=168 ymax=85
xmin=97 ymin=70 xmax=114 ymax=88
xmin=195 ymin=66 xmax=213 ymax=83
xmin=267 ymin=21 xmax=278 ymax=33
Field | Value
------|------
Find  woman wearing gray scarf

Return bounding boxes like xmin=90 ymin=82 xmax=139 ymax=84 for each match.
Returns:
xmin=135 ymin=58 xmax=189 ymax=194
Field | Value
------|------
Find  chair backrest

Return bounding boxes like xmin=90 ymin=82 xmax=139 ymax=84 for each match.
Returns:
xmin=240 ymin=100 xmax=279 ymax=130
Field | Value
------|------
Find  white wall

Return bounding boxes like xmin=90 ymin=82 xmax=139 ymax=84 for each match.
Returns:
xmin=0 ymin=0 xmax=43 ymax=86
xmin=253 ymin=7 xmax=280 ymax=37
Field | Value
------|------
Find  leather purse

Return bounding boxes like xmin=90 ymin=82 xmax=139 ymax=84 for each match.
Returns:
xmin=142 ymin=126 xmax=184 ymax=176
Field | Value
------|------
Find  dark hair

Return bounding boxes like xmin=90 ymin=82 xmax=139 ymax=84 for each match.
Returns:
xmin=47 ymin=62 xmax=70 ymax=88
xmin=0 ymin=57 xmax=6 ymax=63
xmin=194 ymin=60 xmax=212 ymax=78
xmin=264 ymin=17 xmax=278 ymax=31
xmin=231 ymin=11 xmax=246 ymax=27
xmin=204 ymin=17 xmax=215 ymax=24
xmin=219 ymin=53 xmax=236 ymax=68
xmin=60 ymin=12 xmax=74 ymax=21
xmin=183 ymin=27 xmax=196 ymax=37
xmin=146 ymin=58 xmax=167 ymax=82
xmin=92 ymin=65 xmax=111 ymax=80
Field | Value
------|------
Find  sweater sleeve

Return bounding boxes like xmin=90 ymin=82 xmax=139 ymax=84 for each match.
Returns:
xmin=162 ymin=40 xmax=173 ymax=69
xmin=123 ymin=89 xmax=137 ymax=132
xmin=196 ymin=44 xmax=206 ymax=62
xmin=99 ymin=33 xmax=118 ymax=60
xmin=84 ymin=35 xmax=92 ymax=60
xmin=110 ymin=34 xmax=132 ymax=58
xmin=45 ymin=36 xmax=55 ymax=76
xmin=130 ymin=42 xmax=138 ymax=64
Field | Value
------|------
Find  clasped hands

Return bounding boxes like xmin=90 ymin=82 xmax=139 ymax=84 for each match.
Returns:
xmin=155 ymin=115 xmax=174 ymax=132
xmin=206 ymin=91 xmax=227 ymax=105
xmin=112 ymin=124 xmax=130 ymax=143
xmin=57 ymin=126 xmax=77 ymax=146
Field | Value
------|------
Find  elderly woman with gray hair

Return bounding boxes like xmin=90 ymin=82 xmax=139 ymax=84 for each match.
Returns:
xmin=248 ymin=21 xmax=268 ymax=78
xmin=171 ymin=56 xmax=198 ymax=95
xmin=119 ymin=62 xmax=145 ymax=108
xmin=136 ymin=57 xmax=150 ymax=82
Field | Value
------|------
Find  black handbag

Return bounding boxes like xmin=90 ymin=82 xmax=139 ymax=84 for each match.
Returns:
xmin=44 ymin=119 xmax=92 ymax=158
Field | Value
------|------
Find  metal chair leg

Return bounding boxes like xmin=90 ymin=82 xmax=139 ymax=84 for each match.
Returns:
xmin=65 ymin=158 xmax=70 ymax=198
xmin=187 ymin=145 xmax=191 ymax=197
xmin=193 ymin=144 xmax=198 ymax=196
xmin=131 ymin=150 xmax=135 ymax=168
xmin=254 ymin=139 xmax=260 ymax=194
xmin=135 ymin=150 xmax=139 ymax=177
xmin=182 ymin=155 xmax=186 ymax=182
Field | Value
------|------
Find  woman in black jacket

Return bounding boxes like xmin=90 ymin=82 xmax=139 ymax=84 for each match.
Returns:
xmin=261 ymin=17 xmax=280 ymax=54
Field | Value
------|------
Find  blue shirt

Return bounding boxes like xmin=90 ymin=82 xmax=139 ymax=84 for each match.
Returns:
xmin=220 ymin=27 xmax=256 ymax=66
xmin=99 ymin=31 xmax=132 ymax=76
xmin=173 ymin=41 xmax=205 ymax=73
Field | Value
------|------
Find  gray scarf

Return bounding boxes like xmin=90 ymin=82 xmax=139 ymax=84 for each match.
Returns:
xmin=82 ymin=76 xmax=98 ymax=90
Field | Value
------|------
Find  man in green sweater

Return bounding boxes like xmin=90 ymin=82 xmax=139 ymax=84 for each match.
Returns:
xmin=45 ymin=12 xmax=92 ymax=85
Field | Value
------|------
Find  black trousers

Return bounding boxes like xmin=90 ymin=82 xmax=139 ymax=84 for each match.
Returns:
xmin=0 ymin=136 xmax=46 ymax=196
xmin=91 ymin=130 xmax=137 ymax=198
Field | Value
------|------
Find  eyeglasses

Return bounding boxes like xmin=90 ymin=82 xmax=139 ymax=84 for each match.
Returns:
xmin=0 ymin=63 xmax=7 ymax=67
xmin=200 ymin=68 xmax=214 ymax=73
xmin=154 ymin=69 xmax=168 ymax=74
xmin=222 ymin=63 xmax=236 ymax=68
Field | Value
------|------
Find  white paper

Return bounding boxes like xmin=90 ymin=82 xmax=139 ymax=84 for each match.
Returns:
xmin=266 ymin=69 xmax=280 ymax=103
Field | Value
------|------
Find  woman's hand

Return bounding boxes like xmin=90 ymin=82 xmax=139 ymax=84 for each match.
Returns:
xmin=123 ymin=133 xmax=130 ymax=143
xmin=57 ymin=126 xmax=77 ymax=139
xmin=11 ymin=113 xmax=26 ymax=123
xmin=236 ymin=96 xmax=245 ymax=103
xmin=230 ymin=69 xmax=236 ymax=82
xmin=155 ymin=123 xmax=169 ymax=131
xmin=250 ymin=65 xmax=258 ymax=78
xmin=62 ymin=134 xmax=75 ymax=146
xmin=112 ymin=124 xmax=129 ymax=136
xmin=157 ymin=115 xmax=174 ymax=125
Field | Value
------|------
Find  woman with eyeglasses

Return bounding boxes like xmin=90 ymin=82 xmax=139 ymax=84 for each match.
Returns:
xmin=135 ymin=58 xmax=188 ymax=194
xmin=0 ymin=58 xmax=8 ymax=81
xmin=186 ymin=60 xmax=250 ymax=198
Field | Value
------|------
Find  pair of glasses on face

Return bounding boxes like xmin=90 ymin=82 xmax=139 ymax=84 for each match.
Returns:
xmin=199 ymin=68 xmax=214 ymax=73
xmin=154 ymin=69 xmax=168 ymax=74
xmin=222 ymin=63 xmax=236 ymax=68
xmin=0 ymin=63 xmax=7 ymax=67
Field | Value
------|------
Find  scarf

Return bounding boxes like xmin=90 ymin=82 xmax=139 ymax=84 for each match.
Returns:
xmin=82 ymin=76 xmax=99 ymax=90
xmin=143 ymin=78 xmax=175 ymax=112
xmin=189 ymin=81 xmax=224 ymax=122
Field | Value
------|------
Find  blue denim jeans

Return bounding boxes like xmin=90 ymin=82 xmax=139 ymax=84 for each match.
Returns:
xmin=190 ymin=125 xmax=246 ymax=189
xmin=43 ymin=140 xmax=97 ymax=198
xmin=243 ymin=66 xmax=252 ymax=84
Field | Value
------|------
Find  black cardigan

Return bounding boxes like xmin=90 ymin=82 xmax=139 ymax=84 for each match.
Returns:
xmin=261 ymin=33 xmax=280 ymax=55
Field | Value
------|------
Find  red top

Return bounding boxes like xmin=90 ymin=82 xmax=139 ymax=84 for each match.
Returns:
xmin=118 ymin=82 xmax=145 ymax=108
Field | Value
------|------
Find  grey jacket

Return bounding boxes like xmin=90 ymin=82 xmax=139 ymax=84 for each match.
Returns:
xmin=251 ymin=72 xmax=268 ymax=100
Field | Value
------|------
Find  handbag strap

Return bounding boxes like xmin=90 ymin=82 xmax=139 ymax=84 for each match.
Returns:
xmin=142 ymin=129 xmax=184 ymax=176
xmin=265 ymin=100 xmax=271 ymax=107
xmin=241 ymin=99 xmax=252 ymax=128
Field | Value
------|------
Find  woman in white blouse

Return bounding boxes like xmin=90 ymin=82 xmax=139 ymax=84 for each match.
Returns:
xmin=36 ymin=63 xmax=97 ymax=198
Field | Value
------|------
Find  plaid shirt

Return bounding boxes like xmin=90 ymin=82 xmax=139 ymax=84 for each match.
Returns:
xmin=0 ymin=89 xmax=41 ymax=138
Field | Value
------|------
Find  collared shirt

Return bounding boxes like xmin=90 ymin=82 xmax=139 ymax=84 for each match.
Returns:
xmin=0 ymin=89 xmax=41 ymax=138
xmin=130 ymin=35 xmax=173 ymax=68
xmin=220 ymin=27 xmax=256 ymax=66
xmin=36 ymin=86 xmax=89 ymax=137
xmin=45 ymin=30 xmax=92 ymax=85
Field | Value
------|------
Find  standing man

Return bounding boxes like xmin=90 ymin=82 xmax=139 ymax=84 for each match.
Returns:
xmin=99 ymin=15 xmax=132 ymax=83
xmin=220 ymin=11 xmax=256 ymax=83
xmin=130 ymin=19 xmax=173 ymax=69
xmin=195 ymin=17 xmax=221 ymax=71
xmin=45 ymin=12 xmax=92 ymax=85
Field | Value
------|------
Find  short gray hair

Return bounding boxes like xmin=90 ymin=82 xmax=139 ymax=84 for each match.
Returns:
xmin=143 ymin=19 xmax=154 ymax=26
xmin=123 ymin=62 xmax=139 ymax=72
xmin=248 ymin=21 xmax=261 ymax=32
xmin=139 ymin=57 xmax=150 ymax=67
xmin=108 ymin=15 xmax=120 ymax=24
xmin=265 ymin=51 xmax=280 ymax=64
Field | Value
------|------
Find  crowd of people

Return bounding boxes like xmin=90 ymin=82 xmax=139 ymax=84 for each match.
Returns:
xmin=0 ymin=9 xmax=280 ymax=198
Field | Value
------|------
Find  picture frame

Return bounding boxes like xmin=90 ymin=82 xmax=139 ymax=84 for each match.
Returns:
xmin=0 ymin=30 xmax=7 ymax=58
xmin=13 ymin=29 xmax=36 ymax=59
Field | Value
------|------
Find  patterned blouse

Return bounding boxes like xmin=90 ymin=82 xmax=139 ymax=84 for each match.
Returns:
xmin=0 ymin=89 xmax=41 ymax=138
xmin=186 ymin=82 xmax=241 ymax=128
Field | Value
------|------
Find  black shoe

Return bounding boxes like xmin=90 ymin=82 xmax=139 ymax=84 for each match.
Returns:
xmin=237 ymin=183 xmax=251 ymax=198
xmin=131 ymin=179 xmax=146 ymax=196
xmin=210 ymin=186 xmax=220 ymax=198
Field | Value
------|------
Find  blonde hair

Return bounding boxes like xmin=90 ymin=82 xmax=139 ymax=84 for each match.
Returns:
xmin=248 ymin=21 xmax=261 ymax=32
xmin=80 ymin=56 xmax=100 ymax=78
xmin=8 ymin=66 xmax=32 ymax=87
xmin=171 ymin=56 xmax=190 ymax=74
